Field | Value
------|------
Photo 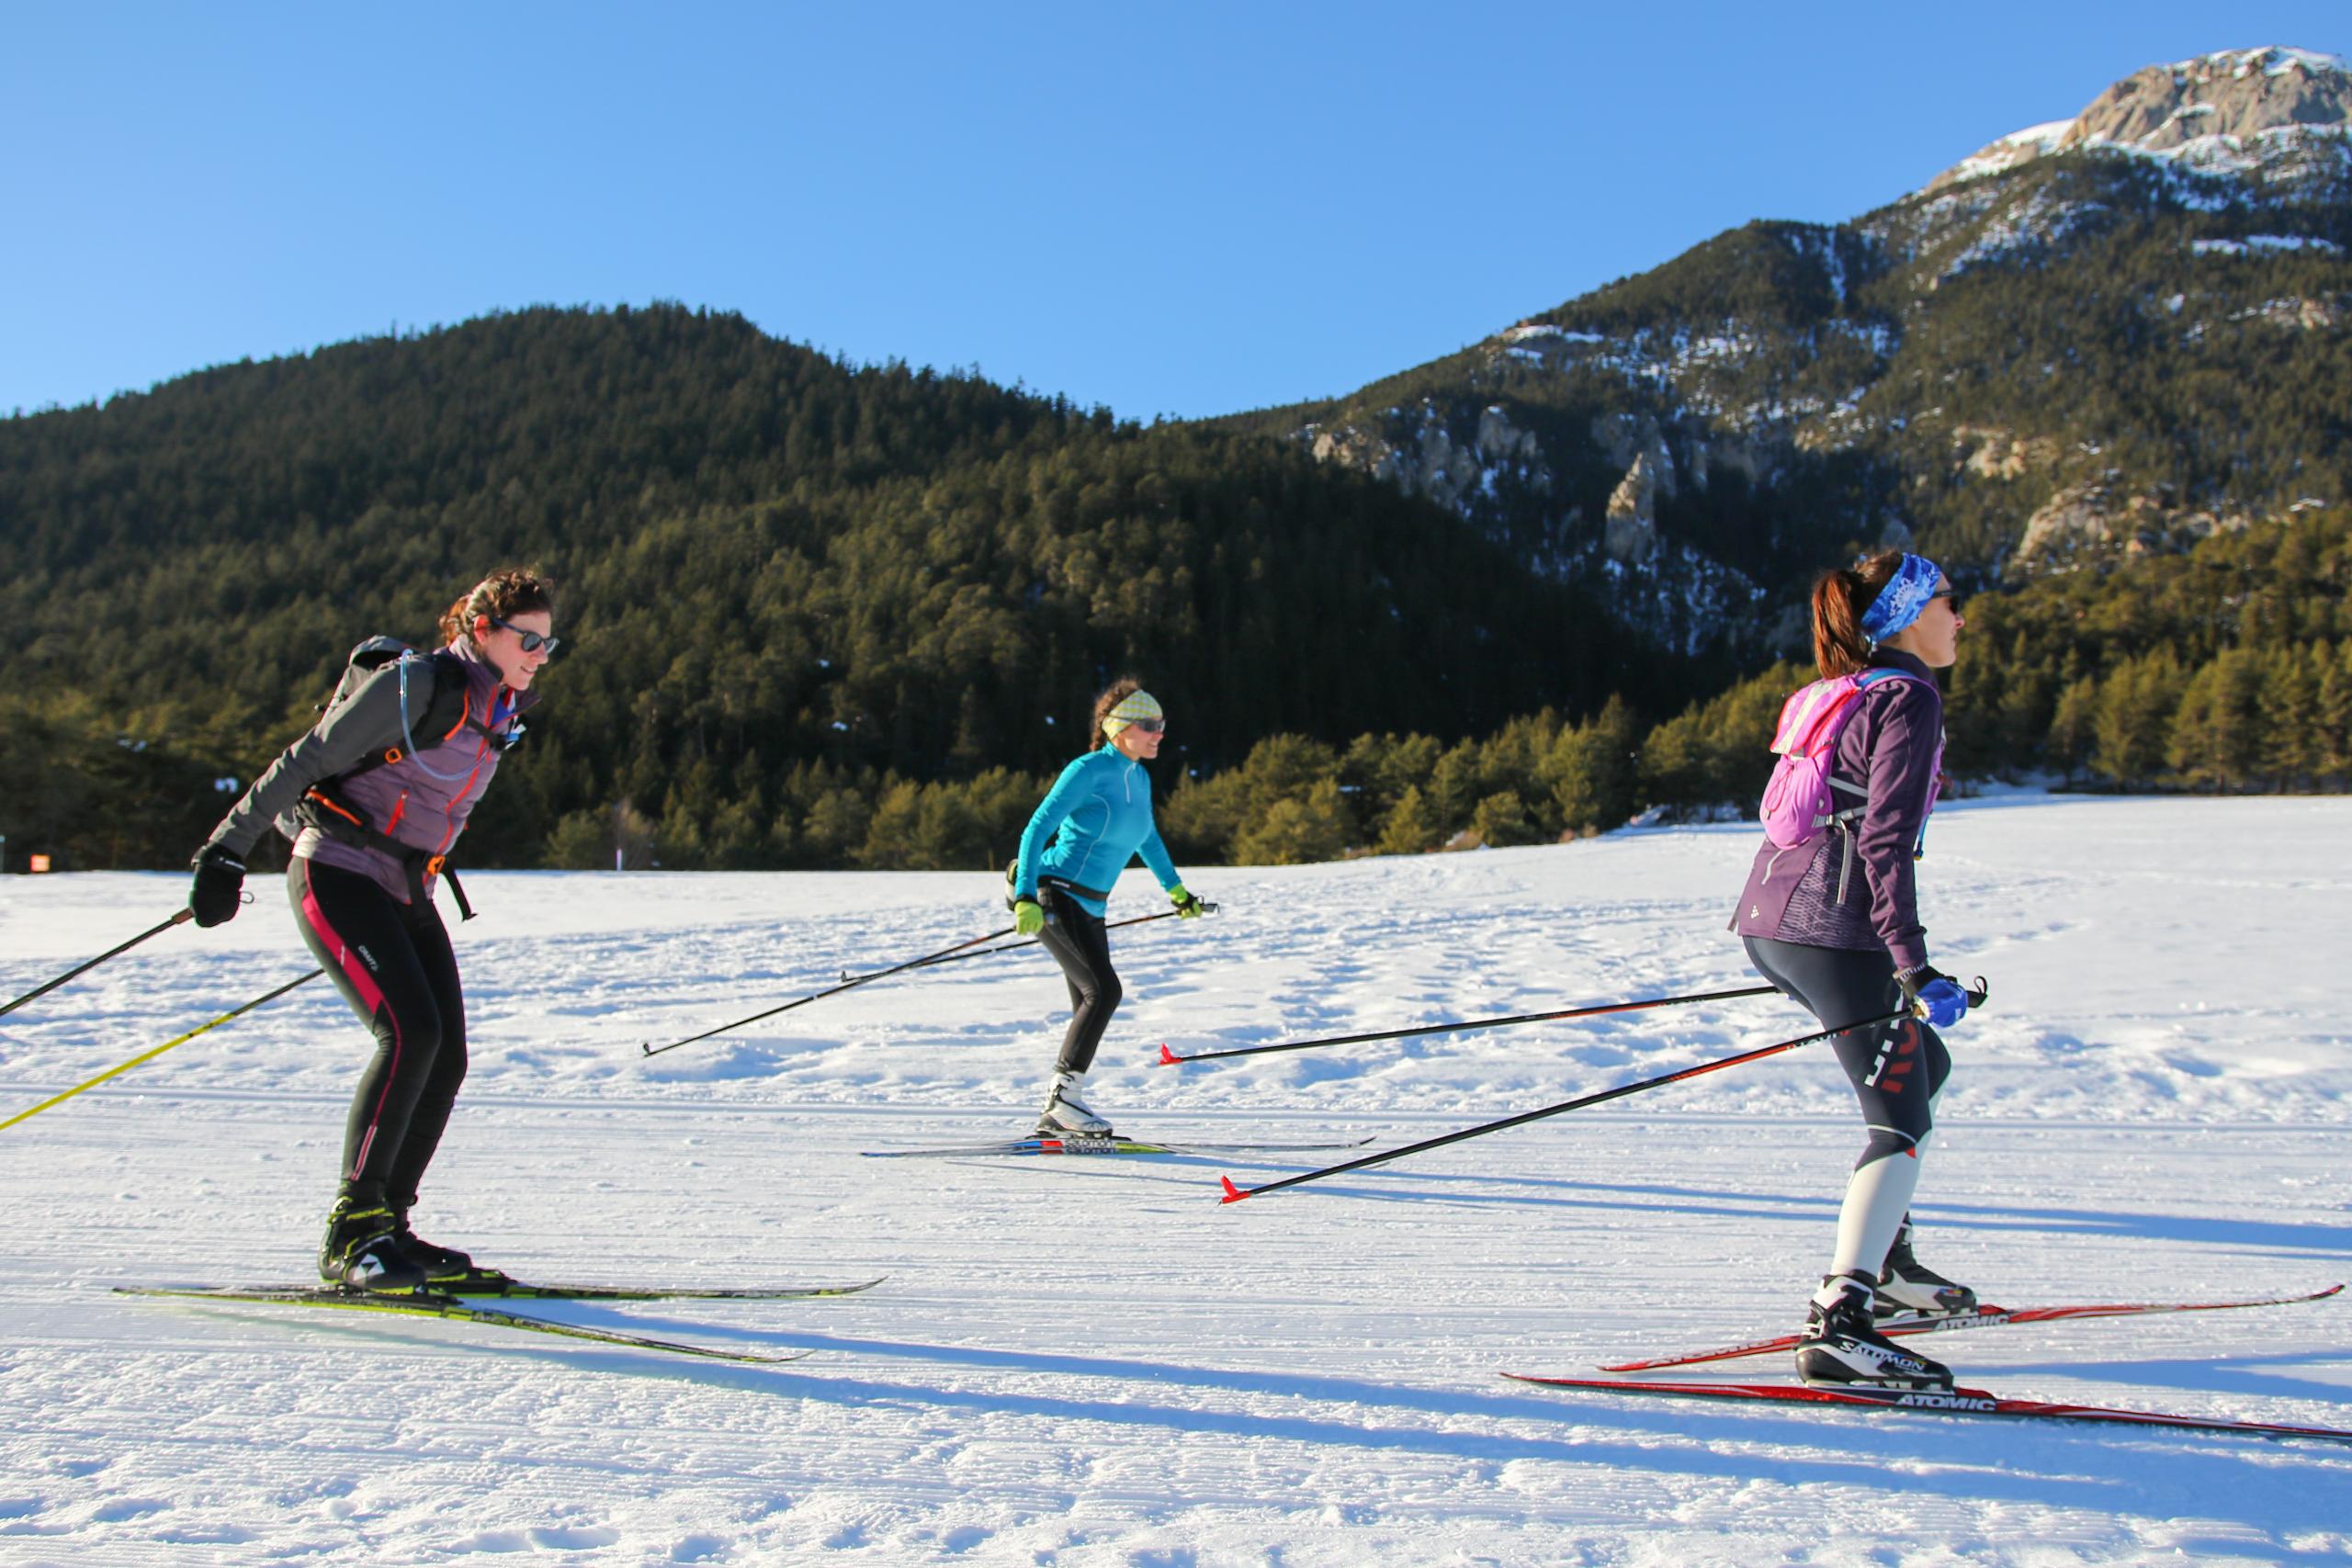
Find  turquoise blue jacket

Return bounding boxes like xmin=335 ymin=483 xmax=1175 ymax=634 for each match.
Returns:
xmin=1014 ymin=748 xmax=1181 ymax=918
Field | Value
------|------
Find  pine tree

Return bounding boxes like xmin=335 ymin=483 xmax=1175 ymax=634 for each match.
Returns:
xmin=1374 ymin=784 xmax=1438 ymax=856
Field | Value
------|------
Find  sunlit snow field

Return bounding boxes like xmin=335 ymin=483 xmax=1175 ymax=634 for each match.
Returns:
xmin=2 ymin=793 xmax=2347 ymax=1565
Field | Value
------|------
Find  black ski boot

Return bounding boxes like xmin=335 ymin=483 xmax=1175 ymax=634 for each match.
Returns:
xmin=1876 ymin=1222 xmax=1978 ymax=1318
xmin=1796 ymin=1272 xmax=1954 ymax=1390
xmin=318 ymin=1193 xmax=428 ymax=1293
xmin=390 ymin=1206 xmax=493 ymax=1289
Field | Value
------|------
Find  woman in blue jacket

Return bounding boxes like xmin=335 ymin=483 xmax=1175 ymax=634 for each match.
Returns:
xmin=1011 ymin=681 xmax=1204 ymax=1135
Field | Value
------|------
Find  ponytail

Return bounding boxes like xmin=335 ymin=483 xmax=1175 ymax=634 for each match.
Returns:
xmin=441 ymin=568 xmax=555 ymax=649
xmin=1810 ymin=550 xmax=1905 ymax=678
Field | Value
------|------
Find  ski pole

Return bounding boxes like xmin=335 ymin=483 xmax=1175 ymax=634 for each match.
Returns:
xmin=0 ymin=968 xmax=324 ymax=1134
xmin=1157 ymin=983 xmax=1778 ymax=1066
xmin=1218 ymin=997 xmax=1976 ymax=1203
xmin=640 ymin=904 xmax=1213 ymax=1057
xmin=897 ymin=905 xmax=1201 ymax=976
xmin=0 ymin=908 xmax=194 ymax=1021
xmin=640 ymin=927 xmax=1017 ymax=1057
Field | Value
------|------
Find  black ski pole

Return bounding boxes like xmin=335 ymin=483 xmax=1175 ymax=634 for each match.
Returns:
xmin=896 ymin=904 xmax=1203 ymax=976
xmin=1 ymin=908 xmax=195 ymax=1020
xmin=640 ymin=926 xmax=1017 ymax=1057
xmin=1 ymin=967 xmax=324 ymax=1134
xmin=1216 ymin=988 xmax=1983 ymax=1203
xmin=1157 ymin=983 xmax=1778 ymax=1066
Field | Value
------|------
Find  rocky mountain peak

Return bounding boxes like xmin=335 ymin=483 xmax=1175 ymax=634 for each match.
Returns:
xmin=1926 ymin=46 xmax=2351 ymax=191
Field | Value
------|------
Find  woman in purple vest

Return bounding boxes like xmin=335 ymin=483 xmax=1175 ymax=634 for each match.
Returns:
xmin=1732 ymin=550 xmax=1977 ymax=1389
xmin=187 ymin=570 xmax=555 ymax=1292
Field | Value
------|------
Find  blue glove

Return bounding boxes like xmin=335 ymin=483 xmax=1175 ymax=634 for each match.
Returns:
xmin=1900 ymin=966 xmax=1971 ymax=1029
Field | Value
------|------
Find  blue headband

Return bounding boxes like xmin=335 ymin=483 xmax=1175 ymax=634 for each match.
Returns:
xmin=1860 ymin=554 xmax=1941 ymax=643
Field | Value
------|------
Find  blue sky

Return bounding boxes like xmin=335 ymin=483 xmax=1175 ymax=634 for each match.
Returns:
xmin=3 ymin=4 xmax=2341 ymax=423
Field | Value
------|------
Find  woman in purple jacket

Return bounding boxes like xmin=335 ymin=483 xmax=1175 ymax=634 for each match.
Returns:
xmin=187 ymin=570 xmax=554 ymax=1292
xmin=1732 ymin=550 xmax=1975 ymax=1389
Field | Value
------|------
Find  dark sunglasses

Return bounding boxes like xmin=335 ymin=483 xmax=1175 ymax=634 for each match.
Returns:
xmin=1125 ymin=717 xmax=1166 ymax=734
xmin=1927 ymin=588 xmax=1963 ymax=612
xmin=491 ymin=615 xmax=561 ymax=655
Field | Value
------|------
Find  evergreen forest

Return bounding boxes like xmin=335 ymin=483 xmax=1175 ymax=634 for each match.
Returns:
xmin=3 ymin=305 xmax=2345 ymax=877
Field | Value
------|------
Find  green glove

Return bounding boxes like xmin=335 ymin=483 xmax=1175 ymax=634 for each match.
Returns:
xmin=1170 ymin=885 xmax=1204 ymax=919
xmin=1013 ymin=897 xmax=1046 ymax=937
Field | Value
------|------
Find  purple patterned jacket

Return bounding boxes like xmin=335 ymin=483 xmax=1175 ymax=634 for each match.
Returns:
xmin=1730 ymin=649 xmax=1944 ymax=973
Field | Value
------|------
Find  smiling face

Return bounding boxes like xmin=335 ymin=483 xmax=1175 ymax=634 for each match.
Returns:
xmin=1112 ymin=720 xmax=1164 ymax=761
xmin=473 ymin=608 xmax=556 ymax=691
xmin=1884 ymin=580 xmax=1965 ymax=669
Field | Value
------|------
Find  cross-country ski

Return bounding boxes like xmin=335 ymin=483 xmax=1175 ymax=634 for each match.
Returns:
xmin=167 ymin=1274 xmax=890 ymax=1302
xmin=114 ymin=1285 xmax=811 ymax=1364
xmin=862 ymin=1134 xmax=1374 ymax=1159
xmin=1600 ymin=1283 xmax=2346 ymax=1372
xmin=1501 ymin=1374 xmax=2352 ymax=1447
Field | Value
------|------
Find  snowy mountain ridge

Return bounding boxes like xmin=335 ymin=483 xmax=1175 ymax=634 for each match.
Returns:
xmin=1272 ymin=45 xmax=2351 ymax=658
xmin=1928 ymin=47 xmax=2352 ymax=192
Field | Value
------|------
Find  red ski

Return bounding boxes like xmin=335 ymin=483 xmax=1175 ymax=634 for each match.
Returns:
xmin=1599 ymin=1283 xmax=2344 ymax=1372
xmin=1503 ymin=1374 xmax=2352 ymax=1446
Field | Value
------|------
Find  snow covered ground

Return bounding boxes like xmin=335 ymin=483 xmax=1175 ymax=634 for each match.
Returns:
xmin=2 ymin=793 xmax=2347 ymax=1565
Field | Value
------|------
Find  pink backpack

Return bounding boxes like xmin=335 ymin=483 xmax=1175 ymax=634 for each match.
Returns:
xmin=1758 ymin=668 xmax=1937 ymax=850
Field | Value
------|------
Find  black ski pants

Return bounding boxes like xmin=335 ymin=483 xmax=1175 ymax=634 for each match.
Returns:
xmin=288 ymin=856 xmax=468 ymax=1209
xmin=1038 ymin=888 xmax=1121 ymax=1076
xmin=1743 ymin=935 xmax=1951 ymax=1168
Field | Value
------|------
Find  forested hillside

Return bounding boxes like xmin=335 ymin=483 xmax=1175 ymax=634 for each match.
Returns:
xmin=9 ymin=51 xmax=2346 ymax=876
xmin=0 ymin=305 xmax=1651 ymax=872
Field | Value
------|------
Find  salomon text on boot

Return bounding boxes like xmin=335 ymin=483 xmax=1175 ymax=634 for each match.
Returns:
xmin=1796 ymin=1271 xmax=1954 ymax=1390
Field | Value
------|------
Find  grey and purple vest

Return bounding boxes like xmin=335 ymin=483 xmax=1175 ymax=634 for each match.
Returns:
xmin=206 ymin=638 xmax=537 ymax=909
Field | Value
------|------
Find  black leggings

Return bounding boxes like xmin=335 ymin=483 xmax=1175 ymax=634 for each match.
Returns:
xmin=1037 ymin=889 xmax=1121 ymax=1076
xmin=288 ymin=857 xmax=468 ymax=1208
xmin=1743 ymin=935 xmax=1950 ymax=1168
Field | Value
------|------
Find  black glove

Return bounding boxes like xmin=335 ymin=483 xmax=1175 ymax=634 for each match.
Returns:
xmin=189 ymin=845 xmax=247 ymax=928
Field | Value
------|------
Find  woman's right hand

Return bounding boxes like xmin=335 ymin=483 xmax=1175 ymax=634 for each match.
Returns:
xmin=1013 ymin=898 xmax=1046 ymax=937
xmin=1898 ymin=964 xmax=1973 ymax=1029
xmin=188 ymin=845 xmax=246 ymax=927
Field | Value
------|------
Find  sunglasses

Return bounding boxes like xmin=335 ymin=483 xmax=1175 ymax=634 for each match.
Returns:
xmin=1124 ymin=717 xmax=1166 ymax=734
xmin=491 ymin=615 xmax=561 ymax=656
xmin=1927 ymin=588 xmax=1963 ymax=612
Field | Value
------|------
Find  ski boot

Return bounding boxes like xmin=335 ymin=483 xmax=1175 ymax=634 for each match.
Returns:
xmin=1876 ymin=1223 xmax=1978 ymax=1318
xmin=391 ymin=1206 xmax=503 ymax=1291
xmin=1035 ymin=1070 xmax=1114 ymax=1137
xmin=1795 ymin=1271 xmax=1954 ymax=1390
xmin=318 ymin=1194 xmax=428 ymax=1293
